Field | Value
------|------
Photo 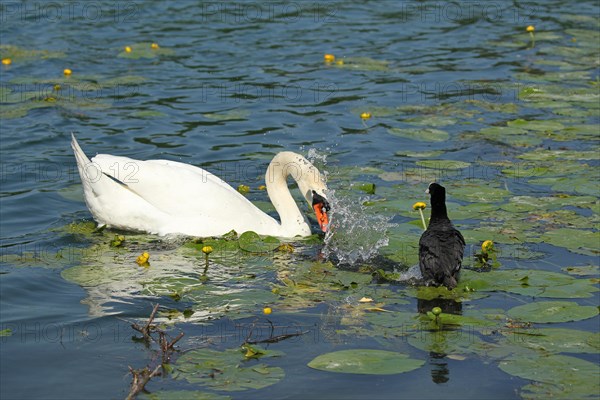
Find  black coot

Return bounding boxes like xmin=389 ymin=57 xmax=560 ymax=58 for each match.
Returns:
xmin=419 ymin=183 xmax=465 ymax=289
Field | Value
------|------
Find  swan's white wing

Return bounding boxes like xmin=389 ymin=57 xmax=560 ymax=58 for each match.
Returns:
xmin=89 ymin=154 xmax=280 ymax=236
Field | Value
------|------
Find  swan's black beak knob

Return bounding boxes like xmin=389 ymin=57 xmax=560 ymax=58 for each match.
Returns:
xmin=311 ymin=190 xmax=330 ymax=232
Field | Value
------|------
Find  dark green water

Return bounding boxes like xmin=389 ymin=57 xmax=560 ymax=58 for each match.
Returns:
xmin=1 ymin=1 xmax=599 ymax=399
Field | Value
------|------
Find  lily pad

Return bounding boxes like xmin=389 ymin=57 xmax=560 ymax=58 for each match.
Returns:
xmin=333 ymin=57 xmax=390 ymax=71
xmin=475 ymin=126 xmax=542 ymax=147
xmin=562 ymin=265 xmax=600 ymax=276
xmin=0 ymin=44 xmax=65 ymax=62
xmin=130 ymin=110 xmax=167 ymax=118
xmin=506 ymin=328 xmax=600 ymax=354
xmin=238 ymin=231 xmax=280 ymax=253
xmin=530 ymin=176 xmax=600 ymax=197
xmin=507 ymin=301 xmax=598 ymax=323
xmin=462 ymin=269 xmax=599 ymax=299
xmin=518 ymin=149 xmax=600 ymax=162
xmin=174 ymin=347 xmax=284 ymax=391
xmin=407 ymin=325 xmax=489 ymax=355
xmin=452 ymin=181 xmax=511 ymax=202
xmin=403 ymin=115 xmax=457 ymax=127
xmin=415 ymin=160 xmax=471 ymax=170
xmin=203 ymin=110 xmax=250 ymax=121
xmin=145 ymin=391 xmax=231 ymax=400
xmin=395 ymin=150 xmax=445 ymax=158
xmin=499 ymin=354 xmax=600 ymax=400
xmin=541 ymin=228 xmax=600 ymax=255
xmin=307 ymin=349 xmax=424 ymax=375
xmin=0 ymin=329 xmax=12 ymax=337
xmin=388 ymin=127 xmax=449 ymax=142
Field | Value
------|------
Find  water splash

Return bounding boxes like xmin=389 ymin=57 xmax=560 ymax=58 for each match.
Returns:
xmin=306 ymin=148 xmax=391 ymax=266
xmin=396 ymin=264 xmax=422 ymax=282
xmin=322 ymin=188 xmax=391 ymax=266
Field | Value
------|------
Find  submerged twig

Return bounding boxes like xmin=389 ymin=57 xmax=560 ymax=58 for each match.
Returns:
xmin=131 ymin=303 xmax=160 ymax=341
xmin=126 ymin=303 xmax=184 ymax=400
xmin=159 ymin=331 xmax=185 ymax=364
xmin=126 ymin=365 xmax=161 ymax=400
xmin=246 ymin=330 xmax=308 ymax=344
xmin=244 ymin=318 xmax=307 ymax=344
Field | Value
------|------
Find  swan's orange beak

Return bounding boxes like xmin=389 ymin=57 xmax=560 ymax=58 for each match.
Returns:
xmin=312 ymin=190 xmax=330 ymax=232
xmin=313 ymin=202 xmax=329 ymax=232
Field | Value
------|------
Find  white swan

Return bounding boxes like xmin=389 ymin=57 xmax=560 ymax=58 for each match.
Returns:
xmin=71 ymin=134 xmax=330 ymax=238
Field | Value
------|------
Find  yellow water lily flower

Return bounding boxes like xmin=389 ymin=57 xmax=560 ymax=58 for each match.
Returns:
xmin=125 ymin=46 xmax=132 ymax=53
xmin=481 ymin=240 xmax=494 ymax=253
xmin=277 ymin=243 xmax=294 ymax=253
xmin=412 ymin=202 xmax=426 ymax=210
xmin=263 ymin=307 xmax=272 ymax=315
xmin=413 ymin=202 xmax=427 ymax=230
xmin=136 ymin=251 xmax=150 ymax=266
xmin=63 ymin=68 xmax=72 ymax=76
xmin=324 ymin=53 xmax=335 ymax=62
xmin=151 ymin=43 xmax=159 ymax=49
xmin=201 ymin=245 xmax=213 ymax=255
xmin=1 ymin=58 xmax=11 ymax=65
xmin=237 ymin=184 xmax=250 ymax=194
xmin=526 ymin=25 xmax=535 ymax=32
xmin=360 ymin=112 xmax=371 ymax=120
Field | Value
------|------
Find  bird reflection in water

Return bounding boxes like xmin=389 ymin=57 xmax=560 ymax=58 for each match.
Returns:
xmin=417 ymin=298 xmax=463 ymax=384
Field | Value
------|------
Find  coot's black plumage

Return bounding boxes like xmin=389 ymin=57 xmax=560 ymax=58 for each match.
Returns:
xmin=419 ymin=183 xmax=465 ymax=289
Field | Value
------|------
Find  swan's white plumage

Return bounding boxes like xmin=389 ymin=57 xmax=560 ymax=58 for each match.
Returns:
xmin=71 ymin=134 xmax=328 ymax=237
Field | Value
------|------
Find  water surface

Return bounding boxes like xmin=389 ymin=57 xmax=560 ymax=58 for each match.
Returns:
xmin=1 ymin=1 xmax=599 ymax=399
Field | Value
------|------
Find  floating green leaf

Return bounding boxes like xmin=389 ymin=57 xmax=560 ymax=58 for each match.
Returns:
xmin=403 ymin=115 xmax=457 ymax=127
xmin=395 ymin=150 xmax=444 ymax=158
xmin=354 ymin=182 xmax=376 ymax=194
xmin=562 ymin=265 xmax=600 ymax=276
xmin=334 ymin=57 xmax=390 ymax=71
xmin=475 ymin=126 xmax=542 ymax=147
xmin=507 ymin=301 xmax=598 ymax=323
xmin=174 ymin=347 xmax=284 ymax=391
xmin=541 ymin=228 xmax=600 ymax=255
xmin=416 ymin=160 xmax=471 ymax=170
xmin=131 ymin=110 xmax=167 ymax=118
xmin=407 ymin=327 xmax=488 ymax=355
xmin=0 ymin=329 xmax=12 ymax=337
xmin=451 ymin=181 xmax=511 ymax=202
xmin=461 ymin=269 xmax=599 ymax=299
xmin=203 ymin=110 xmax=250 ymax=121
xmin=506 ymin=328 xmax=600 ymax=354
xmin=307 ymin=349 xmax=424 ymax=375
xmin=388 ymin=127 xmax=449 ymax=142
xmin=238 ymin=231 xmax=280 ymax=253
xmin=518 ymin=149 xmax=600 ymax=161
xmin=145 ymin=391 xmax=231 ymax=400
xmin=0 ymin=44 xmax=65 ymax=62
xmin=499 ymin=354 xmax=600 ymax=400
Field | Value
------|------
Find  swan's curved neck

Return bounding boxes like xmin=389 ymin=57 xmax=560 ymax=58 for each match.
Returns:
xmin=265 ymin=152 xmax=317 ymax=236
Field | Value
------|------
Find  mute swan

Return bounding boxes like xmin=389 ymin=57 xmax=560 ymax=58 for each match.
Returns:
xmin=419 ymin=183 xmax=465 ymax=289
xmin=71 ymin=134 xmax=330 ymax=238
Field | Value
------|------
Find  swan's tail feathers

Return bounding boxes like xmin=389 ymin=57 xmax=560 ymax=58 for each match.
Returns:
xmin=71 ymin=134 xmax=147 ymax=204
xmin=71 ymin=133 xmax=103 ymax=200
xmin=71 ymin=133 xmax=92 ymax=170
